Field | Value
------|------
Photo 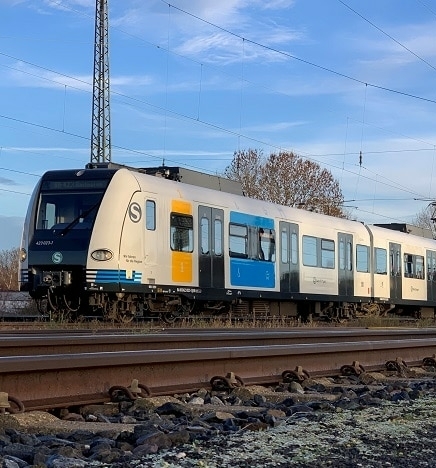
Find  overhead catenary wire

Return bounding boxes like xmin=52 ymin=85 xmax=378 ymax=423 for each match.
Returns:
xmin=338 ymin=0 xmax=436 ymax=73
xmin=1 ymin=2 xmax=435 ymax=225
xmin=160 ymin=1 xmax=436 ymax=105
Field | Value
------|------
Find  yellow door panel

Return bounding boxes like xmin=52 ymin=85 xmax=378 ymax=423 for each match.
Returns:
xmin=172 ymin=251 xmax=192 ymax=282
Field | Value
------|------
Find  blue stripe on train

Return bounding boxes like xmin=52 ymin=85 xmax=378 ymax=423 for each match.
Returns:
xmin=86 ymin=269 xmax=142 ymax=284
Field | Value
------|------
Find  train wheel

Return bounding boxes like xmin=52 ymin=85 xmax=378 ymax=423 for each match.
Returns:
xmin=179 ymin=299 xmax=195 ymax=315
xmin=103 ymin=300 xmax=135 ymax=323
xmin=162 ymin=312 xmax=178 ymax=324
xmin=116 ymin=310 xmax=136 ymax=324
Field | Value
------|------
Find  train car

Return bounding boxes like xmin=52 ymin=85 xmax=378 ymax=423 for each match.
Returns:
xmin=368 ymin=225 xmax=436 ymax=318
xmin=18 ymin=163 xmax=436 ymax=322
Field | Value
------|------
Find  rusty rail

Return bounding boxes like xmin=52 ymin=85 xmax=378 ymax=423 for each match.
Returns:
xmin=1 ymin=327 xmax=436 ymax=355
xmin=1 ymin=328 xmax=436 ymax=411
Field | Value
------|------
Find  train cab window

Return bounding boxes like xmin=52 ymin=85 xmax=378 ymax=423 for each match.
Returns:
xmin=375 ymin=248 xmax=387 ymax=274
xmin=259 ymin=228 xmax=276 ymax=262
xmin=170 ymin=213 xmax=193 ymax=252
xmin=214 ymin=219 xmax=223 ymax=256
xmin=37 ymin=202 xmax=56 ymax=229
xmin=356 ymin=244 xmax=370 ymax=273
xmin=229 ymin=223 xmax=247 ymax=258
xmin=145 ymin=200 xmax=156 ymax=231
xmin=36 ymin=192 xmax=101 ymax=231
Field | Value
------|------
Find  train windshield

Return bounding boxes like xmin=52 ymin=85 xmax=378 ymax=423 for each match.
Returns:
xmin=35 ymin=179 xmax=108 ymax=233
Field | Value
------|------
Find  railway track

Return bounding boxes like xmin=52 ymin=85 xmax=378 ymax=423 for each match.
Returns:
xmin=1 ymin=328 xmax=436 ymax=413
xmin=1 ymin=327 xmax=436 ymax=355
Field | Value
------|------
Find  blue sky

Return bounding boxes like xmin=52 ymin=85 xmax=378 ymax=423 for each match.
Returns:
xmin=1 ymin=0 xmax=436 ymax=250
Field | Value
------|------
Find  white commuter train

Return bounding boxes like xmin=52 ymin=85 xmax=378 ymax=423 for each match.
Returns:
xmin=19 ymin=163 xmax=436 ymax=322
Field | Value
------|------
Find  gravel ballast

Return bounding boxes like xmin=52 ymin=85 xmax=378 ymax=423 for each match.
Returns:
xmin=2 ymin=370 xmax=436 ymax=467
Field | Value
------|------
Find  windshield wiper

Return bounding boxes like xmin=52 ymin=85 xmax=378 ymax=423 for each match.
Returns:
xmin=58 ymin=202 xmax=100 ymax=237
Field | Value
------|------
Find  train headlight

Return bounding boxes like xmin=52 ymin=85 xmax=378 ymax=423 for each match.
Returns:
xmin=91 ymin=249 xmax=113 ymax=261
xmin=20 ymin=248 xmax=27 ymax=262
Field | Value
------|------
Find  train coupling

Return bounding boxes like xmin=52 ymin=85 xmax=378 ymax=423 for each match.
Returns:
xmin=42 ymin=270 xmax=72 ymax=287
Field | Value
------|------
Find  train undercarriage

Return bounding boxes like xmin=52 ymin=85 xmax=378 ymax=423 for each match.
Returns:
xmin=31 ymin=285 xmax=436 ymax=324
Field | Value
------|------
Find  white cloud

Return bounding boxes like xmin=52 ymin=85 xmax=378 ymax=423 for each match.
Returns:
xmin=0 ymin=177 xmax=17 ymax=186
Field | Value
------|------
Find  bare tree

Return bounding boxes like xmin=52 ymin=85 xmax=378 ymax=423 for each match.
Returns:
xmin=0 ymin=248 xmax=20 ymax=291
xmin=225 ymin=149 xmax=346 ymax=217
xmin=411 ymin=204 xmax=436 ymax=238
xmin=224 ymin=148 xmax=265 ymax=198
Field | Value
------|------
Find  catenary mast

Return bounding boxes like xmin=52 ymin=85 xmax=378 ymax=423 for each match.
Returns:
xmin=90 ymin=0 xmax=111 ymax=164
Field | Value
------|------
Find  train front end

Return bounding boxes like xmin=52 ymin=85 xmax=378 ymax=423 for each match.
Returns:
xmin=19 ymin=167 xmax=116 ymax=318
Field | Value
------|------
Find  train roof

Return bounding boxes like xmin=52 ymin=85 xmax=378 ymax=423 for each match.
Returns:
xmin=141 ymin=166 xmax=243 ymax=196
xmin=373 ymin=223 xmax=434 ymax=239
xmin=44 ymin=164 xmax=435 ymax=242
xmin=85 ymin=163 xmax=243 ymax=196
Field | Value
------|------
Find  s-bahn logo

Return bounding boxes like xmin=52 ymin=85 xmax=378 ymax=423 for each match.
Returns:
xmin=129 ymin=202 xmax=142 ymax=223
xmin=52 ymin=252 xmax=63 ymax=264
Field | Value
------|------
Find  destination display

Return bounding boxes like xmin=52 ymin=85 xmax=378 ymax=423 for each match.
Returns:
xmin=41 ymin=179 xmax=109 ymax=191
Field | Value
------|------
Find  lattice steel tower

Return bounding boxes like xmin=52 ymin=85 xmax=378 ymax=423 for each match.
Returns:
xmin=90 ymin=0 xmax=111 ymax=163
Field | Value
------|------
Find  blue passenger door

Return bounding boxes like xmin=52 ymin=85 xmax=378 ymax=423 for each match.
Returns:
xmin=198 ymin=206 xmax=224 ymax=289
xmin=338 ymin=232 xmax=353 ymax=298
xmin=389 ymin=242 xmax=402 ymax=301
xmin=279 ymin=222 xmax=300 ymax=292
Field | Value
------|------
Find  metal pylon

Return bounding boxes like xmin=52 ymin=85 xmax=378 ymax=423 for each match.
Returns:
xmin=90 ymin=0 xmax=111 ymax=164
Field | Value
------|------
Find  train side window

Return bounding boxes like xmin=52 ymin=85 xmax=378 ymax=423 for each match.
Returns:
xmin=229 ymin=223 xmax=248 ymax=258
xmin=302 ymin=235 xmax=317 ymax=267
xmin=428 ymin=254 xmax=436 ymax=281
xmin=170 ymin=213 xmax=193 ymax=252
xmin=404 ymin=253 xmax=424 ymax=279
xmin=375 ymin=248 xmax=387 ymax=274
xmin=145 ymin=200 xmax=156 ymax=231
xmin=347 ymin=241 xmax=352 ymax=271
xmin=229 ymin=223 xmax=247 ymax=258
xmin=356 ymin=244 xmax=369 ymax=272
xmin=214 ymin=219 xmax=223 ymax=256
xmin=291 ymin=232 xmax=298 ymax=265
xmin=321 ymin=239 xmax=335 ymax=269
xmin=259 ymin=228 xmax=276 ymax=262
xmin=281 ymin=229 xmax=288 ymax=264
xmin=200 ymin=217 xmax=209 ymax=254
xmin=390 ymin=248 xmax=401 ymax=277
xmin=416 ymin=255 xmax=424 ymax=279
xmin=339 ymin=239 xmax=352 ymax=271
xmin=339 ymin=239 xmax=345 ymax=270
xmin=404 ymin=254 xmax=413 ymax=278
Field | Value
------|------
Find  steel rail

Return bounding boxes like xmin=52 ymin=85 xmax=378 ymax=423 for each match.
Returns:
xmin=1 ymin=328 xmax=436 ymax=356
xmin=1 ymin=333 xmax=436 ymax=411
